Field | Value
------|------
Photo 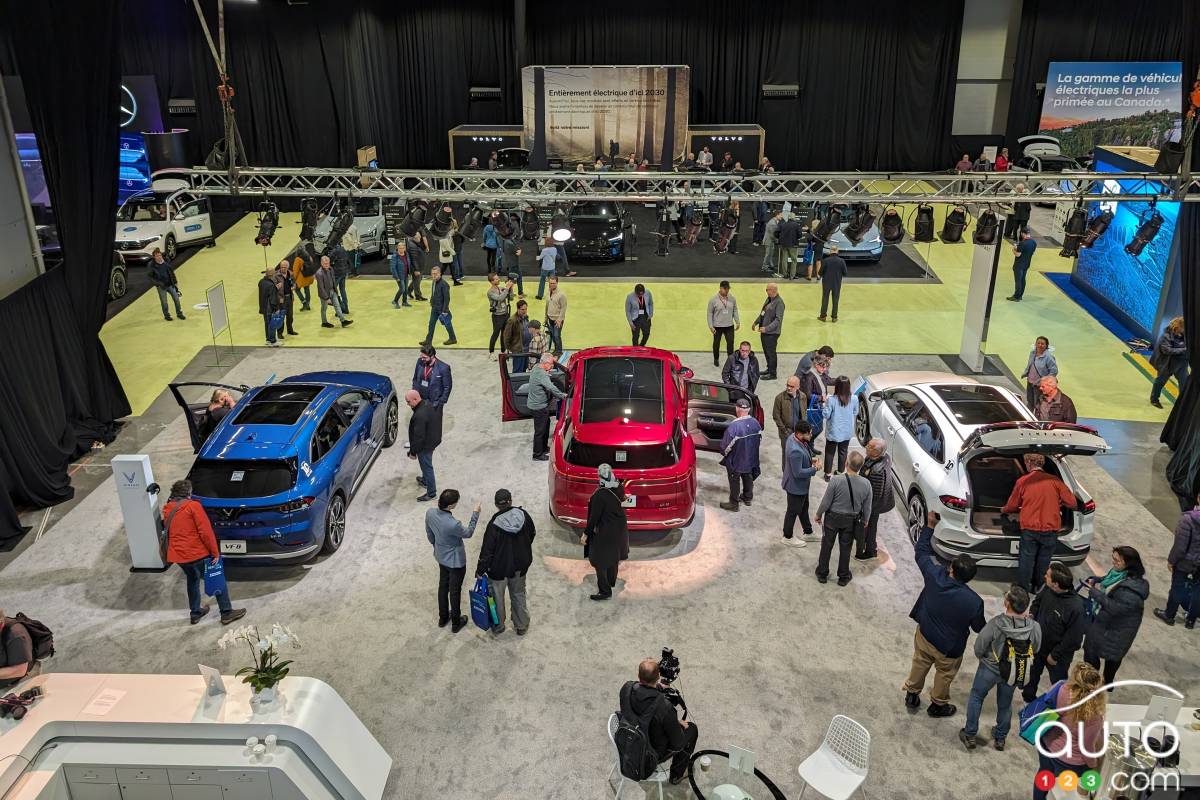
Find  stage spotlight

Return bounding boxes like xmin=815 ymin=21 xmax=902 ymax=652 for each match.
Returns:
xmin=842 ymin=204 xmax=877 ymax=245
xmin=254 ymin=201 xmax=279 ymax=246
xmin=493 ymin=210 xmax=515 ymax=239
xmin=429 ymin=203 xmax=454 ymax=237
xmin=551 ymin=208 xmax=572 ymax=243
xmin=810 ymin=205 xmax=842 ymax=243
xmin=299 ymin=197 xmax=320 ymax=241
xmin=1125 ymin=208 xmax=1163 ymax=256
xmin=972 ymin=209 xmax=999 ymax=245
xmin=1081 ymin=208 xmax=1113 ymax=249
xmin=1059 ymin=205 xmax=1088 ymax=257
xmin=400 ymin=200 xmax=430 ymax=237
xmin=913 ymin=204 xmax=935 ymax=242
xmin=459 ymin=204 xmax=485 ymax=240
xmin=940 ymin=205 xmax=967 ymax=243
xmin=880 ymin=207 xmax=904 ymax=244
xmin=326 ymin=204 xmax=354 ymax=250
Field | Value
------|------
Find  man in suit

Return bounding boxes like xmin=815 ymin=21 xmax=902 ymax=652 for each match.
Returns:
xmin=625 ymin=283 xmax=654 ymax=346
xmin=816 ymin=245 xmax=848 ymax=322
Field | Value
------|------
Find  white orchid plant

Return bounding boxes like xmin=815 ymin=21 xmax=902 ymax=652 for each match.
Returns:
xmin=217 ymin=623 xmax=302 ymax=694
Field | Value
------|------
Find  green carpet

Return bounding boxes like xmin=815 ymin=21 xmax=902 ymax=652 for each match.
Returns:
xmin=101 ymin=211 xmax=1172 ymax=423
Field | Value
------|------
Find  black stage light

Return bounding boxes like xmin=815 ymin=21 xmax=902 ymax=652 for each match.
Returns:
xmin=521 ymin=204 xmax=540 ymax=240
xmin=810 ymin=205 xmax=842 ymax=243
xmin=551 ymin=208 xmax=572 ymax=243
xmin=940 ymin=205 xmax=967 ymax=243
xmin=255 ymin=201 xmax=279 ymax=246
xmin=913 ymin=204 xmax=935 ymax=242
xmin=842 ymin=204 xmax=877 ymax=245
xmin=326 ymin=205 xmax=354 ymax=250
xmin=1081 ymin=209 xmax=1114 ymax=249
xmin=972 ymin=209 xmax=999 ymax=245
xmin=400 ymin=200 xmax=430 ymax=237
xmin=1125 ymin=208 xmax=1163 ymax=256
xmin=493 ymin=210 xmax=515 ymax=239
xmin=429 ymin=203 xmax=454 ymax=237
xmin=880 ymin=207 xmax=904 ymax=244
xmin=299 ymin=197 xmax=320 ymax=241
xmin=459 ymin=204 xmax=485 ymax=240
xmin=1059 ymin=205 xmax=1088 ymax=257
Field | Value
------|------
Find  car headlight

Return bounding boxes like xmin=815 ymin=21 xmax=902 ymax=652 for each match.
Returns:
xmin=608 ymin=233 xmax=624 ymax=242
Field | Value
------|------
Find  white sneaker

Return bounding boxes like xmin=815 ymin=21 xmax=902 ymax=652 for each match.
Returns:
xmin=783 ymin=537 xmax=807 ymax=547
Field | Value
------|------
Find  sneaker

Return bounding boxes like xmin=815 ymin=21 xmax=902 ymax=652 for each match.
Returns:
xmin=589 ymin=593 xmax=611 ymax=601
xmin=220 ymin=608 xmax=247 ymax=626
xmin=837 ymin=576 xmax=851 ymax=586
xmin=782 ymin=536 xmax=807 ymax=547
xmin=990 ymin=728 xmax=1005 ymax=751
xmin=958 ymin=729 xmax=977 ymax=750
xmin=1153 ymin=608 xmax=1176 ymax=626
xmin=802 ymin=533 xmax=818 ymax=544
xmin=190 ymin=606 xmax=211 ymax=625
xmin=178 ymin=314 xmax=186 ymax=320
xmin=490 ymin=624 xmax=506 ymax=635
xmin=450 ymin=615 xmax=468 ymax=633
xmin=164 ymin=316 xmax=173 ymax=321
xmin=1150 ymin=399 xmax=1163 ymax=408
xmin=928 ymin=702 xmax=957 ymax=718
xmin=341 ymin=320 xmax=353 ymax=327
xmin=452 ymin=280 xmax=464 ymax=286
xmin=392 ymin=301 xmax=400 ymax=309
xmin=321 ymin=322 xmax=335 ymax=328
xmin=719 ymin=501 xmax=739 ymax=512
xmin=443 ymin=339 xmax=457 ymax=345
xmin=904 ymin=691 xmax=921 ymax=712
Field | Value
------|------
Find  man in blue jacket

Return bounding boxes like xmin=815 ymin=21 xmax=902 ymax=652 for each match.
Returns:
xmin=903 ymin=511 xmax=985 ymax=717
xmin=781 ymin=421 xmax=821 ymax=545
xmin=412 ymin=345 xmax=452 ymax=411
xmin=718 ymin=399 xmax=762 ymax=512
xmin=420 ymin=266 xmax=457 ymax=346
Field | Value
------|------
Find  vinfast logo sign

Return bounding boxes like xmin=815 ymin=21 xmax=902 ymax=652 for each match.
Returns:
xmin=1029 ymin=680 xmax=1182 ymax=795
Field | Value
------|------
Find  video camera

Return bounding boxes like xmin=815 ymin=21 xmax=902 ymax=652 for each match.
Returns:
xmin=657 ymin=647 xmax=688 ymax=719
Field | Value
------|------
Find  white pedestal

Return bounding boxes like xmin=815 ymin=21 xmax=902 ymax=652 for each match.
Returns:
xmin=111 ymin=455 xmax=167 ymax=571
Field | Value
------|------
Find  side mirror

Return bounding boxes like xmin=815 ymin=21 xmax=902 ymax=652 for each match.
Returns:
xmin=370 ymin=391 xmax=385 ymax=404
xmin=173 ymin=213 xmax=185 ymax=222
xmin=678 ymin=367 xmax=694 ymax=379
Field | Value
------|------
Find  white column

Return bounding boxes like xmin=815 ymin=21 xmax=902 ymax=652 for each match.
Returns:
xmin=959 ymin=222 xmax=1006 ymax=372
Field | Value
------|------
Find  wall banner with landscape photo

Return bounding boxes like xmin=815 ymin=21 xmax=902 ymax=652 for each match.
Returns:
xmin=1038 ymin=61 xmax=1183 ymax=157
xmin=523 ymin=66 xmax=690 ymax=167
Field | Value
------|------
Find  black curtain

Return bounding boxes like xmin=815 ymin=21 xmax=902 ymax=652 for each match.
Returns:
xmin=1005 ymin=0 xmax=1200 ymax=152
xmin=1162 ymin=202 xmax=1200 ymax=503
xmin=526 ymin=0 xmax=963 ymax=171
xmin=0 ymin=0 xmax=130 ymax=538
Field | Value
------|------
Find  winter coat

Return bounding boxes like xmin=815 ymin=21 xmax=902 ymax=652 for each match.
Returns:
xmin=910 ymin=526 xmax=986 ymax=658
xmin=389 ymin=252 xmax=411 ymax=281
xmin=1002 ymin=470 xmax=1076 ymax=532
xmin=149 ymin=259 xmax=178 ymax=289
xmin=1151 ymin=330 xmax=1188 ymax=373
xmin=412 ymin=359 xmax=453 ymax=407
xmin=482 ymin=224 xmax=498 ymax=249
xmin=781 ymin=436 xmax=817 ymax=495
xmin=315 ymin=268 xmax=336 ymax=301
xmin=1034 ymin=390 xmax=1078 ymax=424
xmin=1030 ymin=586 xmax=1087 ymax=663
xmin=1022 ymin=348 xmax=1059 ymax=386
xmin=502 ymin=314 xmax=528 ymax=354
xmin=822 ymin=394 xmax=859 ymax=443
xmin=721 ymin=353 xmax=761 ymax=392
xmin=718 ymin=416 xmax=762 ymax=474
xmin=407 ymin=400 xmax=442 ymax=454
xmin=1167 ymin=509 xmax=1200 ymax=568
xmin=330 ymin=246 xmax=351 ymax=279
xmin=1084 ymin=575 xmax=1149 ymax=661
xmin=776 ymin=218 xmax=802 ymax=248
xmin=475 ymin=507 xmax=536 ymax=579
xmin=405 ymin=235 xmax=427 ymax=270
xmin=860 ymin=453 xmax=895 ymax=514
xmin=163 ymin=497 xmax=219 ymax=564
xmin=798 ymin=368 xmax=827 ymax=404
xmin=584 ymin=486 xmax=629 ymax=568
xmin=257 ymin=276 xmax=279 ymax=315
xmin=772 ymin=390 xmax=805 ymax=438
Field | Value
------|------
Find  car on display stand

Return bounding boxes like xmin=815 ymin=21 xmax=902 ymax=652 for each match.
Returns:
xmin=809 ymin=202 xmax=883 ymax=262
xmin=563 ymin=201 xmax=628 ymax=262
xmin=168 ymin=372 xmax=399 ymax=565
xmin=312 ymin=195 xmax=392 ymax=258
xmin=855 ymin=372 xmax=1108 ymax=568
xmin=113 ymin=176 xmax=213 ymax=262
xmin=498 ymin=346 xmax=764 ymax=530
xmin=1011 ymin=135 xmax=1087 ymax=207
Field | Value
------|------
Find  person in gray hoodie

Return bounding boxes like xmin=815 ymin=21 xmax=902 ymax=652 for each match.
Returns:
xmin=425 ymin=489 xmax=480 ymax=633
xmin=960 ymin=584 xmax=1041 ymax=751
xmin=475 ymin=489 xmax=537 ymax=636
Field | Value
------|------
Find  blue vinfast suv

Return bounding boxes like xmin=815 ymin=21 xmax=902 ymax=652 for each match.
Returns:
xmin=169 ymin=372 xmax=398 ymax=565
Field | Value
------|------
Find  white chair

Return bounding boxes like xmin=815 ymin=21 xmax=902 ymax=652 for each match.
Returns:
xmin=797 ymin=715 xmax=871 ymax=800
xmin=607 ymin=712 xmax=671 ymax=799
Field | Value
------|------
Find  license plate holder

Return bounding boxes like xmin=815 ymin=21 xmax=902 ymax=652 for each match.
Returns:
xmin=220 ymin=540 xmax=247 ymax=555
xmin=621 ymin=495 xmax=636 ymax=508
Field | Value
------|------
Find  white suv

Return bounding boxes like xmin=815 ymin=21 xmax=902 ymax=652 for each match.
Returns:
xmin=114 ymin=177 xmax=213 ymax=261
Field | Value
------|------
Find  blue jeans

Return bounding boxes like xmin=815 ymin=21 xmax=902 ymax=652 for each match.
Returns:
xmin=417 ymin=450 xmax=436 ymax=496
xmin=393 ymin=274 xmax=410 ymax=305
xmin=1151 ymin=362 xmax=1190 ymax=402
xmin=451 ymin=253 xmax=464 ymax=281
xmin=512 ymin=355 xmax=529 ymax=373
xmin=180 ymin=558 xmax=232 ymax=617
xmin=294 ymin=284 xmax=310 ymax=308
xmin=351 ymin=250 xmax=361 ymax=276
xmin=425 ymin=310 xmax=457 ymax=342
xmin=156 ymin=285 xmax=183 ymax=318
xmin=1017 ymin=530 xmax=1057 ymax=592
xmin=1012 ymin=264 xmax=1029 ymax=299
xmin=1033 ymin=754 xmax=1074 ymax=800
xmin=1165 ymin=568 xmax=1200 ymax=622
xmin=320 ymin=294 xmax=346 ymax=324
xmin=964 ymin=665 xmax=1014 ymax=741
xmin=536 ymin=271 xmax=554 ymax=298
xmin=547 ymin=320 xmax=563 ymax=354
xmin=336 ymin=274 xmax=350 ymax=313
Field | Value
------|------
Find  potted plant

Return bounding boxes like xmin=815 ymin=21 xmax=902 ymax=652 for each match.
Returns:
xmin=218 ymin=623 xmax=301 ymax=705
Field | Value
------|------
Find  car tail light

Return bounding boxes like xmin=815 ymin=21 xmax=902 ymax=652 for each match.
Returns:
xmin=939 ymin=495 xmax=969 ymax=511
xmin=1080 ymin=499 xmax=1095 ymax=514
xmin=279 ymin=497 xmax=315 ymax=514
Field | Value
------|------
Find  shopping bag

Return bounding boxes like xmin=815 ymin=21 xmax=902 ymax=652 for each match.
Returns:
xmin=487 ymin=587 xmax=500 ymax=626
xmin=203 ymin=557 xmax=228 ymax=597
xmin=268 ymin=309 xmax=285 ymax=335
xmin=469 ymin=576 xmax=493 ymax=630
xmin=806 ymin=395 xmax=824 ymax=438
xmin=437 ymin=311 xmax=453 ymax=326
xmin=1018 ymin=680 xmax=1063 ymax=748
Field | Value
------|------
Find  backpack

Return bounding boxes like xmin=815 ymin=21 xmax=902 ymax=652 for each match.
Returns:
xmin=615 ymin=682 xmax=662 ymax=780
xmin=8 ymin=613 xmax=54 ymax=660
xmin=998 ymin=635 xmax=1035 ymax=687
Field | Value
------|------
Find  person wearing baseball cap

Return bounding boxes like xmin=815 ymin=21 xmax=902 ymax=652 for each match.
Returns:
xmin=475 ymin=489 xmax=537 ymax=635
xmin=719 ymin=398 xmax=762 ymax=512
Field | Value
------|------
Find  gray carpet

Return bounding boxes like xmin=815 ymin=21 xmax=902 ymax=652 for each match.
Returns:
xmin=4 ymin=348 xmax=1191 ymax=800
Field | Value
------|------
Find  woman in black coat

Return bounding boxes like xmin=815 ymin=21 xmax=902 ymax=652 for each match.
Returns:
xmin=582 ymin=463 xmax=629 ymax=601
xmin=1082 ymin=545 xmax=1149 ymax=686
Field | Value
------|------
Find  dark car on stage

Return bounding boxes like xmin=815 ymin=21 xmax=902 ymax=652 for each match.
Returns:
xmin=497 ymin=346 xmax=763 ymax=530
xmin=563 ymin=201 xmax=627 ymax=262
xmin=168 ymin=371 xmax=398 ymax=565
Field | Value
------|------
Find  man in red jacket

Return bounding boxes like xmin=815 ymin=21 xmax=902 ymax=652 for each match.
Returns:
xmin=163 ymin=480 xmax=247 ymax=625
xmin=1003 ymin=454 xmax=1076 ymax=593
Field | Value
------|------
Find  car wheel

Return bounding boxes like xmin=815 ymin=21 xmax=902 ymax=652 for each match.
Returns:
xmin=855 ymin=402 xmax=871 ymax=445
xmin=907 ymin=492 xmax=927 ymax=545
xmin=382 ymin=398 xmax=399 ymax=448
xmin=321 ymin=493 xmax=346 ymax=555
xmin=164 ymin=234 xmax=177 ymax=261
xmin=109 ymin=268 xmax=127 ymax=300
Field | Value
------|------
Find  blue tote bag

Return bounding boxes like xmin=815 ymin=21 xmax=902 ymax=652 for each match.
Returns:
xmin=469 ymin=576 xmax=494 ymax=630
xmin=203 ymin=557 xmax=228 ymax=597
xmin=1018 ymin=680 xmax=1063 ymax=748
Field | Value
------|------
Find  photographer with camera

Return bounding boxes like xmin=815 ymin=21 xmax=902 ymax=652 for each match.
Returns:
xmin=616 ymin=656 xmax=697 ymax=785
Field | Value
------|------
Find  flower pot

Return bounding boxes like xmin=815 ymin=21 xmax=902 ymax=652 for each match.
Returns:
xmin=251 ymin=685 xmax=277 ymax=706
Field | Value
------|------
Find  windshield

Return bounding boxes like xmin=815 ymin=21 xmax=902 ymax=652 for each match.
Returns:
xmin=350 ymin=197 xmax=380 ymax=217
xmin=188 ymin=458 xmax=296 ymax=499
xmin=573 ymin=203 xmax=619 ymax=220
xmin=582 ymin=358 xmax=663 ymax=424
xmin=117 ymin=196 xmax=169 ymax=221
xmin=931 ymin=384 xmax=1021 ymax=426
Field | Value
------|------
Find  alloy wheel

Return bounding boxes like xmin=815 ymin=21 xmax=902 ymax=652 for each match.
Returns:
xmin=907 ymin=494 xmax=926 ymax=544
xmin=326 ymin=495 xmax=346 ymax=552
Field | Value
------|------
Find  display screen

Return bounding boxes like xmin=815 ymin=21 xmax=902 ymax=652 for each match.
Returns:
xmin=1072 ymin=156 xmax=1177 ymax=338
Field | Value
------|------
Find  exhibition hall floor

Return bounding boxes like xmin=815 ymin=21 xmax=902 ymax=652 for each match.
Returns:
xmin=6 ymin=348 xmax=1194 ymax=800
xmin=101 ymin=211 xmax=1176 ymax=423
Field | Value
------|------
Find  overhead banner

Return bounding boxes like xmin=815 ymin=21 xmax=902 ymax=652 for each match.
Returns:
xmin=522 ymin=66 xmax=690 ymax=167
xmin=1038 ymin=61 xmax=1183 ymax=156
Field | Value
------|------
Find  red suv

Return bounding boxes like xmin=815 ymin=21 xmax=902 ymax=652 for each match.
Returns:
xmin=499 ymin=346 xmax=764 ymax=530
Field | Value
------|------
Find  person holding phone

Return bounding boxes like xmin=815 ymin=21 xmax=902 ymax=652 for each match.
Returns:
xmin=163 ymin=479 xmax=247 ymax=626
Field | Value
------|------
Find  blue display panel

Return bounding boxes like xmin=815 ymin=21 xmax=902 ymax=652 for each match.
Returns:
xmin=118 ymin=133 xmax=152 ymax=201
xmin=1072 ymin=156 xmax=1177 ymax=338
